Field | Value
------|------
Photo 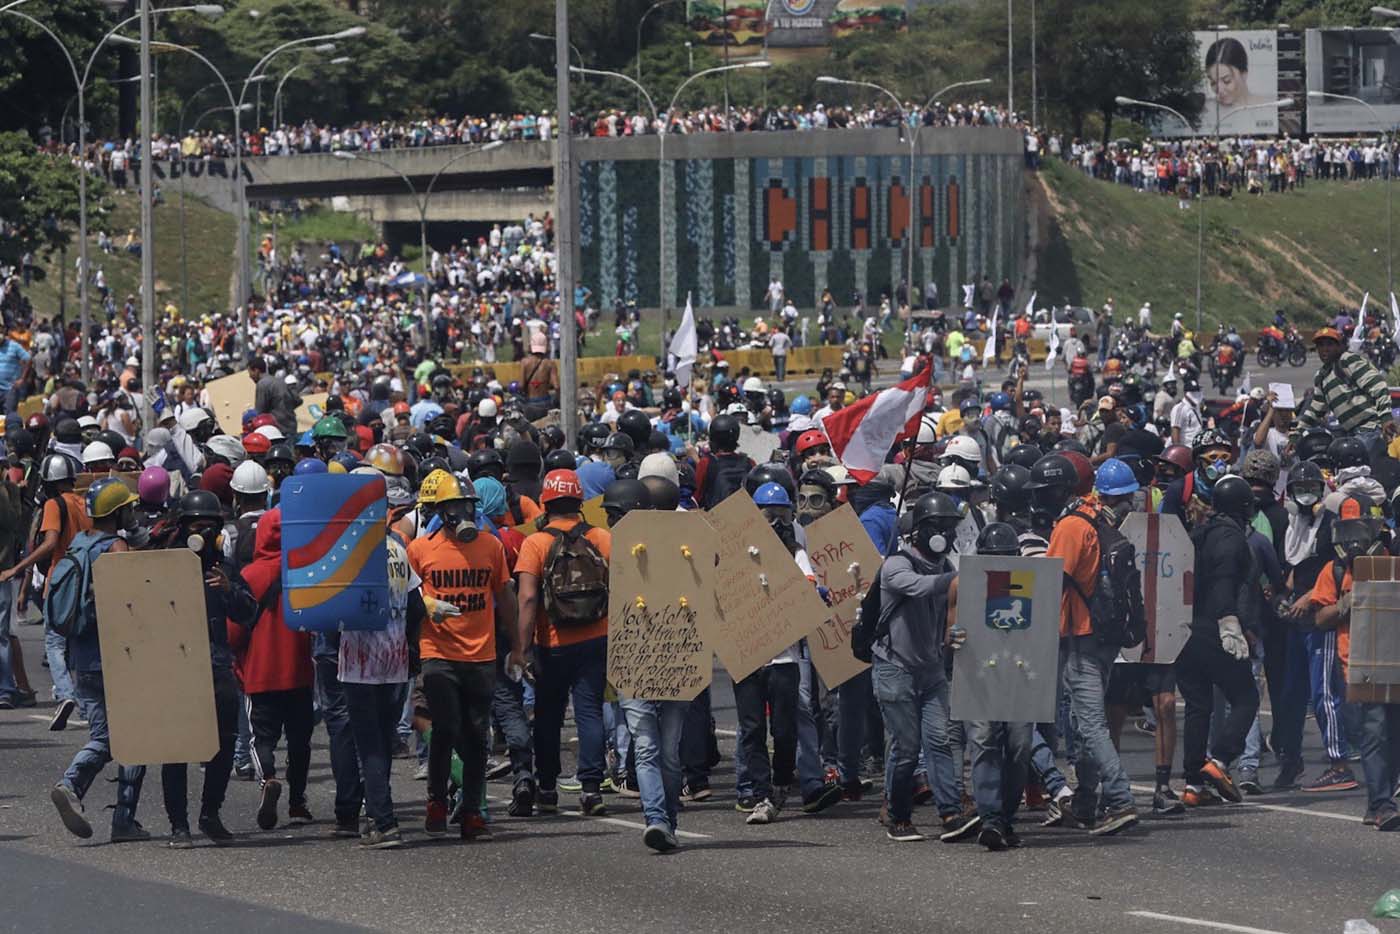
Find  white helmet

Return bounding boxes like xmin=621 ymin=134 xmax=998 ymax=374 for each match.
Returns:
xmin=41 ymin=453 xmax=77 ymax=482
xmin=478 ymin=398 xmax=499 ymax=418
xmin=230 ymin=461 xmax=270 ymax=495
xmin=179 ymin=408 xmax=211 ymax=432
xmin=206 ymin=434 xmax=246 ymax=467
xmin=724 ymin=402 xmax=749 ymax=416
xmin=936 ymin=463 xmax=975 ymax=491
xmin=742 ymin=376 xmax=766 ymax=394
xmin=253 ymin=424 xmax=285 ymax=442
xmin=943 ymin=434 xmax=982 ymax=467
xmin=76 ymin=415 xmax=100 ymax=431
xmin=916 ymin=415 xmax=938 ymax=445
xmin=81 ymin=441 xmax=114 ymax=465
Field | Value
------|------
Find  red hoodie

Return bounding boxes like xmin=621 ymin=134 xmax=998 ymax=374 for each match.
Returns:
xmin=229 ymin=509 xmax=314 ymax=694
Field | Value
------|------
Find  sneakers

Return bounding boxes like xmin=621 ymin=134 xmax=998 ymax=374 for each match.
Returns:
xmin=461 ymin=814 xmax=493 ymax=841
xmin=557 ymin=775 xmax=583 ymax=793
xmin=391 ymin=739 xmax=414 ymax=760
xmin=1089 ymin=807 xmax=1139 ymax=836
xmin=745 ymin=798 xmax=779 ymax=825
xmin=978 ymin=825 xmax=1009 ymax=851
xmin=681 ymin=783 xmax=712 ymax=802
xmin=198 ymin=812 xmax=234 ymax=845
xmin=1377 ymin=810 xmax=1400 ymax=832
xmin=734 ymin=796 xmax=757 ymax=813
xmin=233 ymin=763 xmax=255 ymax=782
xmin=841 ymin=780 xmax=865 ymax=802
xmin=886 ymin=820 xmax=926 ymax=842
xmin=1134 ymin=718 xmax=1156 ymax=736
xmin=1004 ymin=827 xmax=1023 ymax=849
xmin=332 ymin=818 xmax=361 ymax=838
xmin=287 ymin=803 xmax=313 ymax=826
xmin=1236 ymin=768 xmax=1263 ymax=797
xmin=256 ymin=779 xmax=282 ymax=830
xmin=1152 ymin=786 xmax=1186 ymax=817
xmin=424 ymin=799 xmax=449 ymax=837
xmin=939 ymin=813 xmax=981 ymax=842
xmin=110 ymin=820 xmax=151 ymax=844
xmin=537 ymin=789 xmax=559 ymax=814
xmin=1201 ymin=759 xmax=1242 ymax=803
xmin=360 ymin=826 xmax=404 ymax=849
xmin=50 ymin=784 xmax=92 ymax=839
xmin=508 ymin=777 xmax=536 ymax=817
xmin=1182 ymin=785 xmax=1223 ymax=807
xmin=1041 ymin=788 xmax=1074 ymax=827
xmin=48 ymin=697 xmax=77 ymax=732
xmin=1273 ymin=760 xmax=1305 ymax=790
xmin=485 ymin=758 xmax=511 ymax=781
xmin=1301 ymin=765 xmax=1359 ymax=793
xmin=643 ymin=823 xmax=679 ymax=852
xmin=168 ymin=826 xmax=194 ymax=849
xmin=413 ymin=762 xmax=429 ymax=781
xmin=580 ymin=792 xmax=607 ymax=816
xmin=800 ymin=783 xmax=843 ymax=815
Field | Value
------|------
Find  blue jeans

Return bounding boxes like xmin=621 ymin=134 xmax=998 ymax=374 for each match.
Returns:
xmin=314 ymin=652 xmax=363 ymax=824
xmin=796 ymin=657 xmax=826 ymax=797
xmin=620 ymin=698 xmax=686 ymax=831
xmin=1358 ymin=703 xmax=1400 ymax=817
xmin=872 ymin=657 xmax=958 ymax=823
xmin=533 ymin=636 xmax=607 ymax=791
xmin=45 ymin=626 xmax=74 ymax=703
xmin=1029 ymin=727 xmax=1068 ymax=796
xmin=398 ymin=678 xmax=415 ymax=742
xmin=836 ymin=668 xmax=872 ymax=785
xmin=234 ymin=687 xmax=253 ymax=769
xmin=62 ymin=670 xmax=145 ymax=828
xmin=0 ymin=580 xmax=16 ymax=702
xmin=344 ymin=681 xmax=402 ymax=832
xmin=492 ymin=656 xmax=534 ymax=781
xmin=604 ymin=701 xmax=632 ymax=780
xmin=969 ymin=720 xmax=1033 ymax=831
xmin=1059 ymin=635 xmax=1134 ymax=818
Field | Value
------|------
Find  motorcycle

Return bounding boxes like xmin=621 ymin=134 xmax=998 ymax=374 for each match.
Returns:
xmin=1209 ymin=343 xmax=1240 ymax=393
xmin=1256 ymin=326 xmax=1285 ymax=367
xmin=1365 ymin=332 xmax=1397 ymax=371
xmin=1283 ymin=325 xmax=1308 ymax=367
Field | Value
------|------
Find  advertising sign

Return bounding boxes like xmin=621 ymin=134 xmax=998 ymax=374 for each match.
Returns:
xmin=1305 ymin=28 xmax=1400 ymax=134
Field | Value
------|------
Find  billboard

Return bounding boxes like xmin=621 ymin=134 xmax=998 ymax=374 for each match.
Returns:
xmin=1195 ymin=30 xmax=1280 ymax=135
xmin=1305 ymin=28 xmax=1400 ymax=134
xmin=685 ymin=0 xmax=907 ymax=57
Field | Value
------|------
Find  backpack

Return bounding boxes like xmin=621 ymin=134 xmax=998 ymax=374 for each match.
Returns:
xmin=540 ymin=522 xmax=609 ymax=627
xmin=1062 ymin=508 xmax=1147 ymax=650
xmin=700 ymin=452 xmax=753 ymax=509
xmin=232 ymin=514 xmax=260 ymax=570
xmin=850 ymin=554 xmax=907 ymax=663
xmin=43 ymin=531 xmax=117 ymax=639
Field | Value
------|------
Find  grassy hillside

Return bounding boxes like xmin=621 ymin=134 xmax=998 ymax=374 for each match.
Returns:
xmin=1036 ymin=159 xmax=1394 ymax=333
xmin=26 ymin=188 xmax=236 ymax=323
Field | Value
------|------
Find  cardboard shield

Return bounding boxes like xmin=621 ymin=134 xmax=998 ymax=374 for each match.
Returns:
xmin=951 ymin=555 xmax=1064 ymax=723
xmin=1348 ymin=556 xmax=1400 ymax=703
xmin=1119 ymin=512 xmax=1194 ymax=664
xmin=93 ymin=549 xmax=218 ymax=765
xmin=736 ymin=424 xmax=782 ymax=464
xmin=606 ymin=511 xmax=717 ymax=702
xmin=802 ymin=504 xmax=879 ymax=687
xmin=280 ymin=474 xmax=391 ymax=632
xmin=205 ymin=370 xmax=256 ymax=437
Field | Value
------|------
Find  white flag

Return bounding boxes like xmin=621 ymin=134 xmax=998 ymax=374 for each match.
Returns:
xmin=963 ymin=283 xmax=976 ymax=310
xmin=1024 ymin=290 xmax=1037 ymax=319
xmin=1240 ymin=370 xmax=1251 ymax=395
xmin=1390 ymin=292 xmax=1400 ymax=344
xmin=1350 ymin=292 xmax=1370 ymax=352
xmin=982 ymin=307 xmax=999 ymax=366
xmin=668 ymin=293 xmax=698 ymax=389
xmin=1045 ymin=309 xmax=1061 ymax=370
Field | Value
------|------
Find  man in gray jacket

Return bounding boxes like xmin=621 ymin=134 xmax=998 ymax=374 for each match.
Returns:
xmin=872 ymin=491 xmax=971 ymax=843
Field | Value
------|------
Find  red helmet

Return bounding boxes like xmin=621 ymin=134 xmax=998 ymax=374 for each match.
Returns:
xmin=241 ymin=432 xmax=272 ymax=455
xmin=249 ymin=414 xmax=279 ymax=431
xmin=392 ymin=401 xmax=411 ymax=417
xmin=795 ymin=429 xmax=829 ymax=455
xmin=541 ymin=469 xmax=583 ymax=503
xmin=26 ymin=413 xmax=49 ymax=431
xmin=1156 ymin=444 xmax=1194 ymax=473
xmin=1060 ymin=450 xmax=1095 ymax=496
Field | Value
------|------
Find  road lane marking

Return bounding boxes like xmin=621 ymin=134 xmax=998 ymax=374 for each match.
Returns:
xmin=1128 ymin=783 xmax=1360 ymax=823
xmin=1125 ymin=910 xmax=1292 ymax=934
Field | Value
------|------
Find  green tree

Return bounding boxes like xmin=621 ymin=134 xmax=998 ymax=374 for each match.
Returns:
xmin=0 ymin=131 xmax=91 ymax=270
xmin=0 ymin=1 xmax=116 ymax=139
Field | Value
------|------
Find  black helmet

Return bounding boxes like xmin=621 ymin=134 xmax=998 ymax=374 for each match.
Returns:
xmin=1296 ymin=427 xmax=1334 ymax=466
xmin=618 ymin=410 xmax=652 ymax=448
xmin=976 ymin=522 xmax=1022 ymax=556
xmin=417 ymin=455 xmax=450 ymax=479
xmin=641 ymin=476 xmax=681 ymax=511
xmin=542 ymin=425 xmax=566 ymax=451
xmin=602 ymin=432 xmax=636 ymax=456
xmin=745 ymin=463 xmax=796 ymax=500
xmin=544 ymin=448 xmax=577 ymax=473
xmin=709 ymin=414 xmax=742 ymax=452
xmin=178 ymin=490 xmax=224 ymax=522
xmin=602 ymin=478 xmax=651 ymax=524
xmin=97 ymin=430 xmax=126 ymax=458
xmin=797 ymin=468 xmax=839 ymax=502
xmin=1004 ymin=444 xmax=1042 ymax=470
xmin=579 ymin=422 xmax=612 ymax=452
xmin=766 ymin=387 xmax=788 ymax=414
xmin=466 ymin=448 xmax=506 ymax=480
xmin=1027 ymin=453 xmax=1078 ymax=520
xmin=406 ymin=432 xmax=436 ymax=459
xmin=662 ymin=386 xmax=683 ymax=409
xmin=615 ymin=461 xmax=640 ymax=481
xmin=265 ymin=443 xmax=296 ymax=465
xmin=53 ymin=417 xmax=82 ymax=444
xmin=1211 ymin=475 xmax=1255 ymax=521
xmin=676 ymin=459 xmax=696 ymax=492
xmin=989 ymin=464 xmax=1032 ymax=513
xmin=1051 ymin=438 xmax=1089 ymax=458
xmin=1327 ymin=436 xmax=1369 ymax=471
xmin=1287 ymin=459 xmax=1325 ymax=494
xmin=1332 ymin=517 xmax=1380 ymax=564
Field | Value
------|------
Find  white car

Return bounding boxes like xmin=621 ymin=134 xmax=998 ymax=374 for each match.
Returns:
xmin=1031 ymin=306 xmax=1094 ymax=343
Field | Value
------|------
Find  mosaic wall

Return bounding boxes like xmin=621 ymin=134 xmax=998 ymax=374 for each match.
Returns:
xmin=577 ymin=150 xmax=1025 ymax=310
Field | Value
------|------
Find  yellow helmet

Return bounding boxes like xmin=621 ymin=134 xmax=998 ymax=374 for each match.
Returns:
xmin=435 ymin=474 xmax=478 ymax=504
xmin=419 ymin=468 xmax=451 ymax=505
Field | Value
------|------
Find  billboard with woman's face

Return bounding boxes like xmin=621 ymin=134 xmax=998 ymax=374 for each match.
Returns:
xmin=1200 ymin=30 xmax=1279 ymax=135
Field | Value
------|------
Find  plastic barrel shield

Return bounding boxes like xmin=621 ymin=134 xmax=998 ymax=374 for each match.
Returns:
xmin=280 ymin=473 xmax=390 ymax=632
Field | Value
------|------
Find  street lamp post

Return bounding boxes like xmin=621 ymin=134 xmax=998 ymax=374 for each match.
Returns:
xmin=528 ymin=31 xmax=584 ymax=70
xmin=1117 ymin=95 xmax=1291 ymax=334
xmin=1310 ymin=90 xmax=1394 ymax=298
xmin=274 ymin=56 xmax=350 ymax=129
xmin=256 ymin=42 xmax=334 ymax=129
xmin=635 ymin=0 xmax=680 ymax=113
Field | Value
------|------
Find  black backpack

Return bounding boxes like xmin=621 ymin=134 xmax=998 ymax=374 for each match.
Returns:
xmin=1062 ymin=508 xmax=1147 ymax=650
xmin=850 ymin=554 xmax=907 ymax=663
xmin=700 ymin=452 xmax=753 ymax=509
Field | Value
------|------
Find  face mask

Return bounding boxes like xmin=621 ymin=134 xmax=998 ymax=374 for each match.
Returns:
xmin=918 ymin=529 xmax=950 ymax=556
xmin=1291 ymin=488 xmax=1320 ymax=508
xmin=1202 ymin=457 xmax=1229 ymax=483
xmin=442 ymin=504 xmax=478 ymax=542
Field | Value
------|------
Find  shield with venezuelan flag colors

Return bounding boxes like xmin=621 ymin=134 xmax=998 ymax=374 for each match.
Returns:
xmin=280 ymin=473 xmax=390 ymax=632
xmin=984 ymin=569 xmax=1034 ymax=632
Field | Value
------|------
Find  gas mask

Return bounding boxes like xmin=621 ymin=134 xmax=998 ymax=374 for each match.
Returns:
xmin=796 ymin=485 xmax=830 ymax=527
xmin=1200 ymin=456 xmax=1230 ymax=484
xmin=441 ymin=501 xmax=478 ymax=542
xmin=316 ymin=437 xmax=345 ymax=460
xmin=914 ymin=519 xmax=956 ymax=557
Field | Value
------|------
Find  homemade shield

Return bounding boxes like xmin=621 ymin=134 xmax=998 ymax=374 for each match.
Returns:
xmin=1119 ymin=512 xmax=1194 ymax=664
xmin=280 ymin=473 xmax=390 ymax=632
xmin=205 ymin=370 xmax=256 ymax=437
xmin=93 ymin=549 xmax=217 ymax=765
xmin=951 ymin=555 xmax=1064 ymax=723
xmin=802 ymin=504 xmax=880 ymax=688
xmin=1348 ymin=556 xmax=1400 ymax=704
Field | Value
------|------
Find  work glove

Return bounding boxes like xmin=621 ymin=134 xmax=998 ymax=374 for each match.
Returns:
xmin=423 ymin=596 xmax=462 ymax=623
xmin=1217 ymin=615 xmax=1248 ymax=661
xmin=947 ymin=625 xmax=968 ymax=651
xmin=1336 ymin=592 xmax=1353 ymax=619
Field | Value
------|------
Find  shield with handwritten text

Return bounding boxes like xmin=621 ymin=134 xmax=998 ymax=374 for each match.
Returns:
xmin=607 ymin=511 xmax=717 ymax=702
xmin=802 ymin=504 xmax=880 ymax=687
xmin=1118 ymin=512 xmax=1194 ymax=664
xmin=280 ymin=473 xmax=390 ymax=632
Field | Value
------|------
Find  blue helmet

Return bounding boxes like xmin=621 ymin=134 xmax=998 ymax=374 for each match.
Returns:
xmin=297 ymin=430 xmax=315 ymax=449
xmin=790 ymin=394 xmax=812 ymax=416
xmin=293 ymin=457 xmax=328 ymax=476
xmin=1094 ymin=457 xmax=1139 ymax=496
xmin=753 ymin=481 xmax=792 ymax=507
xmin=989 ymin=391 xmax=1012 ymax=412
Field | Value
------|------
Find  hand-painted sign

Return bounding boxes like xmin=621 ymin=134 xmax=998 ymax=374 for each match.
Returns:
xmin=280 ymin=473 xmax=390 ymax=632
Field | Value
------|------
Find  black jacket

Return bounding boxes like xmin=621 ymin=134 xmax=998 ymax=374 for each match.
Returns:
xmin=1190 ymin=513 xmax=1259 ymax=637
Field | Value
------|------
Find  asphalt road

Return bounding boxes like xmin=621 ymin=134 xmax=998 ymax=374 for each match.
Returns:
xmin=1 ymin=616 xmax=1396 ymax=934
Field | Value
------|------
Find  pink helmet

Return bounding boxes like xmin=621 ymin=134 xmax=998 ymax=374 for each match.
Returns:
xmin=137 ymin=465 xmax=171 ymax=506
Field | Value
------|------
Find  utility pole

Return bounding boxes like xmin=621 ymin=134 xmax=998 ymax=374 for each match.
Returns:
xmin=556 ymin=0 xmax=578 ymax=447
xmin=139 ymin=0 xmax=156 ymax=428
xmin=1006 ymin=0 xmax=1013 ymax=114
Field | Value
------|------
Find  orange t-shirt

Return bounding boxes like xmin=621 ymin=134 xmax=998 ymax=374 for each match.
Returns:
xmin=1047 ymin=507 xmax=1101 ymax=638
xmin=514 ymin=517 xmax=611 ymax=648
xmin=1309 ymin=560 xmax=1352 ymax=679
xmin=407 ymin=530 xmax=510 ymax=663
xmin=517 ymin=495 xmax=543 ymax=524
xmin=41 ymin=491 xmax=93 ymax=581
